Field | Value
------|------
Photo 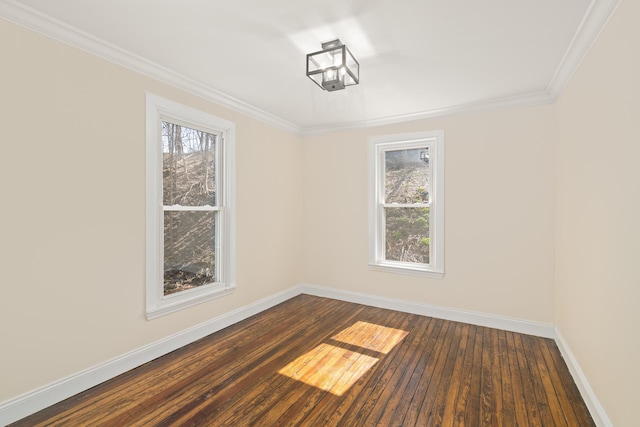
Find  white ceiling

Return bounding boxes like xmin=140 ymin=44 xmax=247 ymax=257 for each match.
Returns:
xmin=0 ymin=0 xmax=619 ymax=133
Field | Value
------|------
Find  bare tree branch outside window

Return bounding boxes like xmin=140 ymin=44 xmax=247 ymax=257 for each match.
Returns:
xmin=162 ymin=121 xmax=219 ymax=295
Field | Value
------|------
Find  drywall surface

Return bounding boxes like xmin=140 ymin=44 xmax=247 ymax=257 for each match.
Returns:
xmin=0 ymin=19 xmax=303 ymax=402
xmin=554 ymin=0 xmax=640 ymax=424
xmin=302 ymin=104 xmax=556 ymax=324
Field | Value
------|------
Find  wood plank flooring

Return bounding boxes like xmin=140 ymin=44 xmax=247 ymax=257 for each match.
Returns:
xmin=11 ymin=295 xmax=594 ymax=426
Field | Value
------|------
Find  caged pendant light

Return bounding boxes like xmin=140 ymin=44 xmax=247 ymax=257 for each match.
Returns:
xmin=306 ymin=39 xmax=359 ymax=91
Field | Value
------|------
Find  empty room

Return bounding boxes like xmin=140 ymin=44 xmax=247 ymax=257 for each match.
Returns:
xmin=0 ymin=0 xmax=638 ymax=425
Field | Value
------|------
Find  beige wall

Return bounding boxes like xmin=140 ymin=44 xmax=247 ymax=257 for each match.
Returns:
xmin=0 ymin=20 xmax=303 ymax=401
xmin=302 ymin=105 xmax=556 ymax=323
xmin=555 ymin=0 xmax=640 ymax=424
xmin=2 ymin=1 xmax=638 ymax=424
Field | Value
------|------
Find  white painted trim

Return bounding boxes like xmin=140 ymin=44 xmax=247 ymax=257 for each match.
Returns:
xmin=303 ymin=91 xmax=555 ymax=135
xmin=368 ymin=263 xmax=444 ymax=279
xmin=145 ymin=93 xmax=237 ymax=319
xmin=0 ymin=286 xmax=301 ymax=426
xmin=145 ymin=285 xmax=237 ymax=320
xmin=300 ymin=284 xmax=555 ymax=338
xmin=0 ymin=0 xmax=619 ymax=135
xmin=303 ymin=0 xmax=621 ymax=135
xmin=368 ymin=131 xmax=445 ymax=277
xmin=554 ymin=328 xmax=612 ymax=427
xmin=4 ymin=285 xmax=609 ymax=426
xmin=0 ymin=0 xmax=302 ymax=135
xmin=546 ymin=0 xmax=621 ymax=99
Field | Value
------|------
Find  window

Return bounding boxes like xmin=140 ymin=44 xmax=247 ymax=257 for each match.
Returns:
xmin=369 ymin=131 xmax=444 ymax=278
xmin=146 ymin=93 xmax=236 ymax=319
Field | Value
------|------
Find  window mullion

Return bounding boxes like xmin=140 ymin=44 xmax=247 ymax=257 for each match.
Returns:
xmin=382 ymin=203 xmax=430 ymax=208
xmin=163 ymin=205 xmax=219 ymax=212
xmin=146 ymin=93 xmax=236 ymax=320
xmin=368 ymin=130 xmax=444 ymax=278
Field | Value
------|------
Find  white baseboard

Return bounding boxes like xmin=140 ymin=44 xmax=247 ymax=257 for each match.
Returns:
xmin=0 ymin=285 xmax=301 ymax=426
xmin=303 ymin=285 xmax=614 ymax=424
xmin=2 ymin=284 xmax=607 ymax=426
xmin=300 ymin=284 xmax=555 ymax=338
xmin=554 ymin=328 xmax=612 ymax=427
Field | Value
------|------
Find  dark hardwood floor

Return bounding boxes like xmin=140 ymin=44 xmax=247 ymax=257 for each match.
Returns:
xmin=12 ymin=295 xmax=594 ymax=426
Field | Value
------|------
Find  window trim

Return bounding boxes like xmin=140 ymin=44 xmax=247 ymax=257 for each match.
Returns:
xmin=145 ymin=93 xmax=236 ymax=319
xmin=368 ymin=131 xmax=445 ymax=278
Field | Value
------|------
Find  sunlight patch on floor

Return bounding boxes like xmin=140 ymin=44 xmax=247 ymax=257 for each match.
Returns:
xmin=278 ymin=321 xmax=408 ymax=396
xmin=278 ymin=343 xmax=379 ymax=396
xmin=331 ymin=321 xmax=409 ymax=354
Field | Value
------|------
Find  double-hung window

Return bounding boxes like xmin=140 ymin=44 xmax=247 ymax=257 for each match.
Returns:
xmin=146 ymin=94 xmax=236 ymax=319
xmin=369 ymin=131 xmax=444 ymax=278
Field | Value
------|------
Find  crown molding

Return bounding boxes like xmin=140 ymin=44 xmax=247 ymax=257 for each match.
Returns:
xmin=0 ymin=0 xmax=303 ymax=135
xmin=0 ymin=0 xmax=620 ymax=136
xmin=546 ymin=0 xmax=621 ymax=99
xmin=301 ymin=90 xmax=555 ymax=135
xmin=302 ymin=0 xmax=621 ymax=135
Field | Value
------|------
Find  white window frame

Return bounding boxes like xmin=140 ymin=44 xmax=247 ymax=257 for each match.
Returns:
xmin=368 ymin=131 xmax=444 ymax=278
xmin=145 ymin=93 xmax=236 ymax=319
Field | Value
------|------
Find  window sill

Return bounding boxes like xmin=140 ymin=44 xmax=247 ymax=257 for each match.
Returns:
xmin=146 ymin=284 xmax=236 ymax=320
xmin=368 ymin=262 xmax=444 ymax=279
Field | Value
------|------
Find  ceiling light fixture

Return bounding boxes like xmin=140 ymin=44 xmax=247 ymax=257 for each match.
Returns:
xmin=306 ymin=39 xmax=359 ymax=92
